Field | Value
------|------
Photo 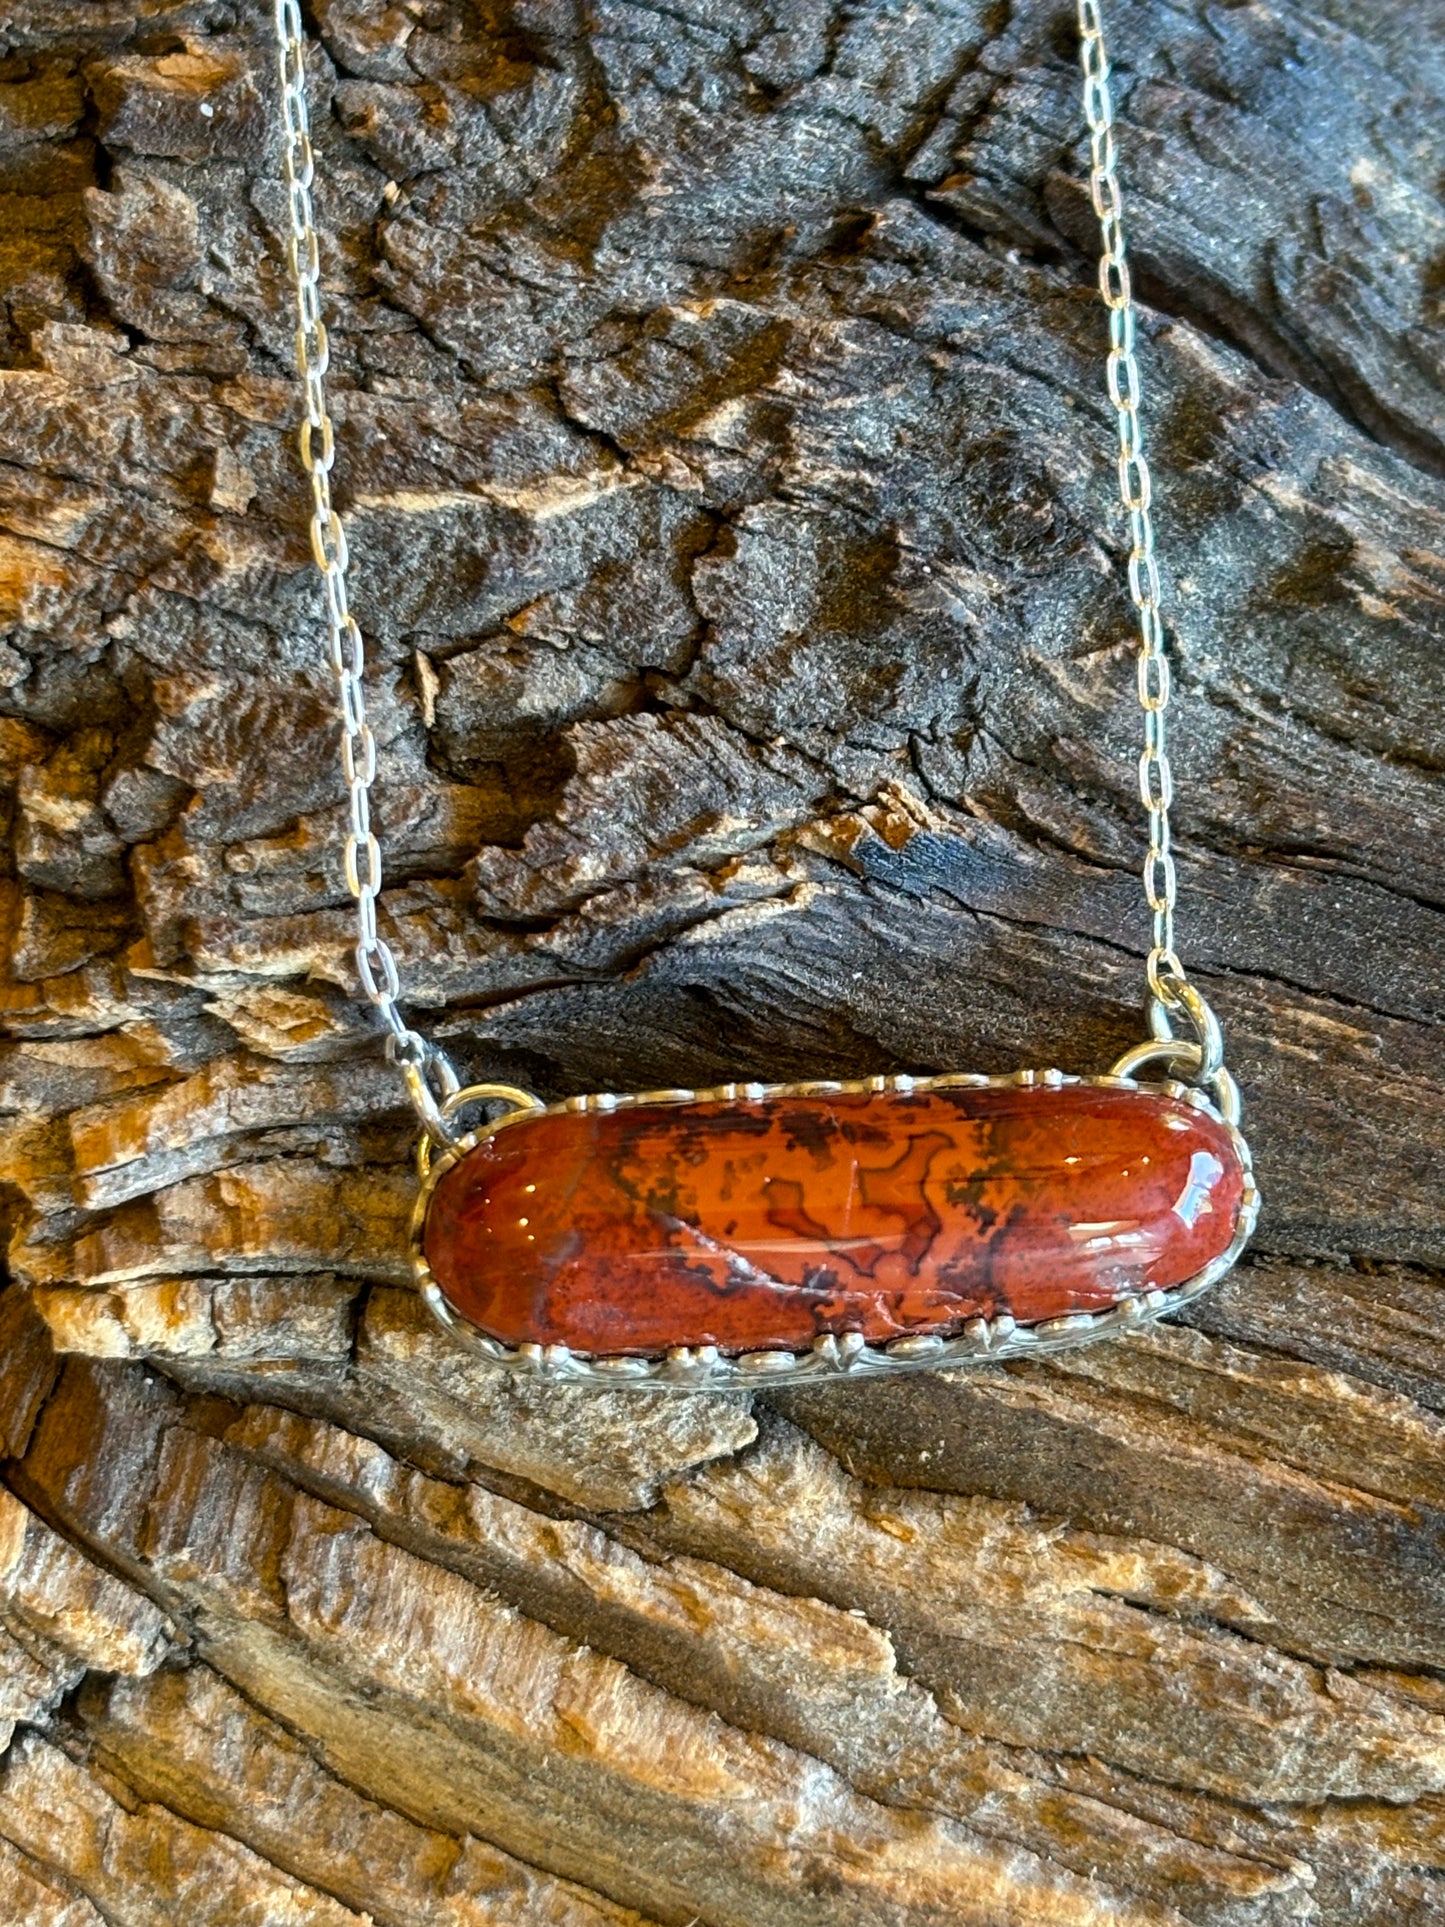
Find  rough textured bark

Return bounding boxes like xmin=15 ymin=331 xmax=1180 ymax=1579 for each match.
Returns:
xmin=1 ymin=0 xmax=1443 ymax=1921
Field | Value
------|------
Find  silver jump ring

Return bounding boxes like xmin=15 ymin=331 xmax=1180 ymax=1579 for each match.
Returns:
xmin=390 ymin=1043 xmax=461 ymax=1147
xmin=1146 ymin=979 xmax=1224 ymax=1083
xmin=415 ymin=1082 xmax=544 ymax=1178
xmin=1110 ymin=1038 xmax=1240 ymax=1127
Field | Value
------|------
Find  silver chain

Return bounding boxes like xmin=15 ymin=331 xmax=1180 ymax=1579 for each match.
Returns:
xmin=270 ymin=0 xmax=1224 ymax=1102
xmin=272 ymin=0 xmax=459 ymax=1130
xmin=1077 ymin=0 xmax=1211 ymax=1051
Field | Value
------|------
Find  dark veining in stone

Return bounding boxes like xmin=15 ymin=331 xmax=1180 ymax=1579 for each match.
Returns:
xmin=423 ymin=1085 xmax=1248 ymax=1355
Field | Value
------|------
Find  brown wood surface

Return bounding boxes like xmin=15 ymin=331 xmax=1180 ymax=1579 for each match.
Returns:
xmin=1 ymin=1 xmax=1444 ymax=1921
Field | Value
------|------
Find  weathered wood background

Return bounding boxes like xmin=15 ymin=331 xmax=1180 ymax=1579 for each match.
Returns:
xmin=0 ymin=0 xmax=1443 ymax=1920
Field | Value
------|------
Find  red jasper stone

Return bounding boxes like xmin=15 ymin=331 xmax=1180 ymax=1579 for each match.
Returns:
xmin=422 ymin=1083 xmax=1247 ymax=1357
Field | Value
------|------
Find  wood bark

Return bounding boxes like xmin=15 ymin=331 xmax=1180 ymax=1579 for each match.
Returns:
xmin=1 ymin=0 xmax=1443 ymax=1921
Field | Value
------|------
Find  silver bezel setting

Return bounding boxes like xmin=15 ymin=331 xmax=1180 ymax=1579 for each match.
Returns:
xmin=409 ymin=1067 xmax=1259 ymax=1391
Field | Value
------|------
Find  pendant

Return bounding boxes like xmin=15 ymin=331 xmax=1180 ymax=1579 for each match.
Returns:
xmin=410 ymin=1064 xmax=1258 ymax=1388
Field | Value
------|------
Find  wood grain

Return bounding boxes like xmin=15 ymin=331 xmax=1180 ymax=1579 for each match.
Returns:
xmin=1 ymin=1 xmax=1442 ymax=1920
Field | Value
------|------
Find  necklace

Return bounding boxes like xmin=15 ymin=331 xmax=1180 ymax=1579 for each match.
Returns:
xmin=271 ymin=0 xmax=1258 ymax=1390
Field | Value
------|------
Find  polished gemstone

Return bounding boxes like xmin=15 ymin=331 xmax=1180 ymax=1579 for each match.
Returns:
xmin=422 ymin=1083 xmax=1247 ymax=1356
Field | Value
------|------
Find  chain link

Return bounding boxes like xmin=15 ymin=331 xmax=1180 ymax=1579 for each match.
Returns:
xmin=272 ymin=0 xmax=457 ymax=1118
xmin=272 ymin=0 xmax=1222 ymax=1094
xmin=1077 ymin=0 xmax=1202 ymax=1026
